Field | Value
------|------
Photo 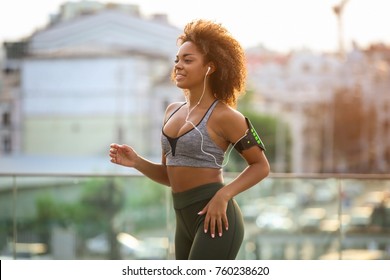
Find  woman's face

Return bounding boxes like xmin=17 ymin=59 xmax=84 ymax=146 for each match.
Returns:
xmin=174 ymin=41 xmax=208 ymax=90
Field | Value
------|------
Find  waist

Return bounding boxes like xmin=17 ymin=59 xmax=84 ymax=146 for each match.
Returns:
xmin=172 ymin=182 xmax=224 ymax=209
xmin=168 ymin=166 xmax=223 ymax=192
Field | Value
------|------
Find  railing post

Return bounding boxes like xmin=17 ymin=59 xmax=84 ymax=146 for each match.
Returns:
xmin=12 ymin=175 xmax=17 ymax=259
xmin=337 ymin=178 xmax=343 ymax=260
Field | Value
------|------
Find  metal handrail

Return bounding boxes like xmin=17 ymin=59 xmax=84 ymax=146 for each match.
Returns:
xmin=1 ymin=172 xmax=390 ymax=179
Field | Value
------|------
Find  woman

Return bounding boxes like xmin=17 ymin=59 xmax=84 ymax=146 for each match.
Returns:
xmin=109 ymin=19 xmax=270 ymax=260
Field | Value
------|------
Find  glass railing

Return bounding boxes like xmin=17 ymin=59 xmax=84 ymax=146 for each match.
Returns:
xmin=1 ymin=173 xmax=389 ymax=260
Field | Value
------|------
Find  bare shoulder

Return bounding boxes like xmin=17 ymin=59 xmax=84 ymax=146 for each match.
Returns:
xmin=213 ymin=101 xmax=247 ymax=142
xmin=166 ymin=101 xmax=185 ymax=112
xmin=164 ymin=102 xmax=185 ymax=120
xmin=214 ymin=101 xmax=246 ymax=125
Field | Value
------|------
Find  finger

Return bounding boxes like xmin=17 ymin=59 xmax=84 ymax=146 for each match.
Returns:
xmin=217 ymin=218 xmax=223 ymax=237
xmin=209 ymin=217 xmax=216 ymax=238
xmin=109 ymin=147 xmax=118 ymax=163
xmin=109 ymin=151 xmax=117 ymax=161
xmin=223 ymin=215 xmax=229 ymax=232
xmin=203 ymin=214 xmax=210 ymax=234
xmin=110 ymin=143 xmax=119 ymax=149
xmin=110 ymin=154 xmax=117 ymax=162
xmin=198 ymin=205 xmax=208 ymax=216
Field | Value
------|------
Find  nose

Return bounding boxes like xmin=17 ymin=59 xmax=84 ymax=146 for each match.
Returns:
xmin=175 ymin=64 xmax=182 ymax=72
xmin=174 ymin=60 xmax=183 ymax=71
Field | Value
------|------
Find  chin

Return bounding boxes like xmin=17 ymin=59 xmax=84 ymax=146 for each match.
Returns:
xmin=175 ymin=82 xmax=187 ymax=89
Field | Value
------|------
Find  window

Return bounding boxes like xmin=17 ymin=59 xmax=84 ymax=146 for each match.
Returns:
xmin=2 ymin=112 xmax=11 ymax=127
xmin=3 ymin=135 xmax=11 ymax=153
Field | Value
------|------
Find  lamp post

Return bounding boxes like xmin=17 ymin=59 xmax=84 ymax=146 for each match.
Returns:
xmin=333 ymin=0 xmax=350 ymax=59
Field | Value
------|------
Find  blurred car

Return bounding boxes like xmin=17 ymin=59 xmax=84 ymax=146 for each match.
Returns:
xmin=348 ymin=206 xmax=374 ymax=228
xmin=313 ymin=185 xmax=337 ymax=203
xmin=0 ymin=242 xmax=51 ymax=260
xmin=241 ymin=198 xmax=269 ymax=222
xmin=86 ymin=232 xmax=168 ymax=259
xmin=299 ymin=207 xmax=327 ymax=232
xmin=363 ymin=191 xmax=387 ymax=207
xmin=274 ymin=192 xmax=300 ymax=209
xmin=255 ymin=206 xmax=296 ymax=232
xmin=319 ymin=214 xmax=351 ymax=232
xmin=319 ymin=249 xmax=385 ymax=260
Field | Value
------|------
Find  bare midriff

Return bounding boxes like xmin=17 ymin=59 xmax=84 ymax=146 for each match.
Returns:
xmin=167 ymin=166 xmax=223 ymax=193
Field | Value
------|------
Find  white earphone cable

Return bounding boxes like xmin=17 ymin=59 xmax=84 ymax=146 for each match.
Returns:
xmin=185 ymin=67 xmax=247 ymax=168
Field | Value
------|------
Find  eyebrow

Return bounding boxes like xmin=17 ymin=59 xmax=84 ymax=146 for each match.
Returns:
xmin=175 ymin=53 xmax=196 ymax=58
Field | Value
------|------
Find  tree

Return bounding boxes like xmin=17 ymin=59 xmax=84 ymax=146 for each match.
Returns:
xmin=226 ymin=89 xmax=292 ymax=172
xmin=331 ymin=87 xmax=377 ymax=173
xmin=34 ymin=178 xmax=125 ymax=259
xmin=79 ymin=178 xmax=125 ymax=259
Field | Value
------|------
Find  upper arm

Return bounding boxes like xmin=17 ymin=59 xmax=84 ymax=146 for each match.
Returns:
xmin=218 ymin=108 xmax=269 ymax=167
xmin=217 ymin=107 xmax=248 ymax=146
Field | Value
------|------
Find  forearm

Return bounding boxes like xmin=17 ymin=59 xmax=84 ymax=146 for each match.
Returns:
xmin=219 ymin=162 xmax=269 ymax=200
xmin=134 ymin=156 xmax=170 ymax=186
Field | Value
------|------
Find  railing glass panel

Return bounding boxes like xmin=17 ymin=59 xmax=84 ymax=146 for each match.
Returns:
xmin=1 ymin=174 xmax=389 ymax=260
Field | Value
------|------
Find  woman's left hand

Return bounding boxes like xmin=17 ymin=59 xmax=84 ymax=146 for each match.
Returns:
xmin=198 ymin=192 xmax=229 ymax=238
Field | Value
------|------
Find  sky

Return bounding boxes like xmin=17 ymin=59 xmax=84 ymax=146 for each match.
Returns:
xmin=0 ymin=0 xmax=389 ymax=53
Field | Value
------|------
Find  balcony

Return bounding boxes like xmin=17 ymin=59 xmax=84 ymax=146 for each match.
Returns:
xmin=1 ymin=172 xmax=389 ymax=260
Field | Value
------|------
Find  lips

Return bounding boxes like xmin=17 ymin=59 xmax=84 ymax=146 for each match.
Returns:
xmin=175 ymin=74 xmax=185 ymax=81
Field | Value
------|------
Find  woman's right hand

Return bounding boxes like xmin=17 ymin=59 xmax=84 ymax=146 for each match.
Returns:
xmin=109 ymin=143 xmax=138 ymax=168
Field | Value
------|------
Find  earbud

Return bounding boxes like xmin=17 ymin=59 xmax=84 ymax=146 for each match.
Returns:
xmin=206 ymin=66 xmax=211 ymax=75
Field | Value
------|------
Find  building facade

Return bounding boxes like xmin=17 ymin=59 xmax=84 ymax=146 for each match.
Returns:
xmin=1 ymin=5 xmax=181 ymax=172
xmin=246 ymin=44 xmax=390 ymax=173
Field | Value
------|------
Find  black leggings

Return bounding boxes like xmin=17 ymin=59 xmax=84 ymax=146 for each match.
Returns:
xmin=172 ymin=182 xmax=244 ymax=260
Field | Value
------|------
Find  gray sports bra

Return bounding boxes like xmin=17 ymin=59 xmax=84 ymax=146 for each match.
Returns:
xmin=161 ymin=100 xmax=224 ymax=169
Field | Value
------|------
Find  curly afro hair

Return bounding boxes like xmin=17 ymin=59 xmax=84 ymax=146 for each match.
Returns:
xmin=176 ymin=19 xmax=247 ymax=107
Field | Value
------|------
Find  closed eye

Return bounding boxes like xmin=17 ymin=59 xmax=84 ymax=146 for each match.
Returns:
xmin=174 ymin=59 xmax=193 ymax=64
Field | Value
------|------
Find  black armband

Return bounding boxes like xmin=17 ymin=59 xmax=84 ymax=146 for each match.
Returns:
xmin=234 ymin=117 xmax=266 ymax=153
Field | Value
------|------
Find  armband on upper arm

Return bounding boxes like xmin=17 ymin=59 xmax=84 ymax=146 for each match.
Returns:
xmin=234 ymin=117 xmax=266 ymax=153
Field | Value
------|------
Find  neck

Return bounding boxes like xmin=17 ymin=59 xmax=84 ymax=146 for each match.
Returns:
xmin=186 ymin=88 xmax=213 ymax=109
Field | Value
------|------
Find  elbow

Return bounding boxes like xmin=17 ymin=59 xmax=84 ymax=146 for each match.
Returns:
xmin=254 ymin=158 xmax=270 ymax=182
xmin=264 ymin=159 xmax=271 ymax=177
xmin=262 ymin=152 xmax=271 ymax=178
xmin=244 ymin=149 xmax=270 ymax=182
xmin=260 ymin=161 xmax=270 ymax=180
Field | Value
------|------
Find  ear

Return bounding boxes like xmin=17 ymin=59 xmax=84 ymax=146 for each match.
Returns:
xmin=207 ymin=63 xmax=216 ymax=75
